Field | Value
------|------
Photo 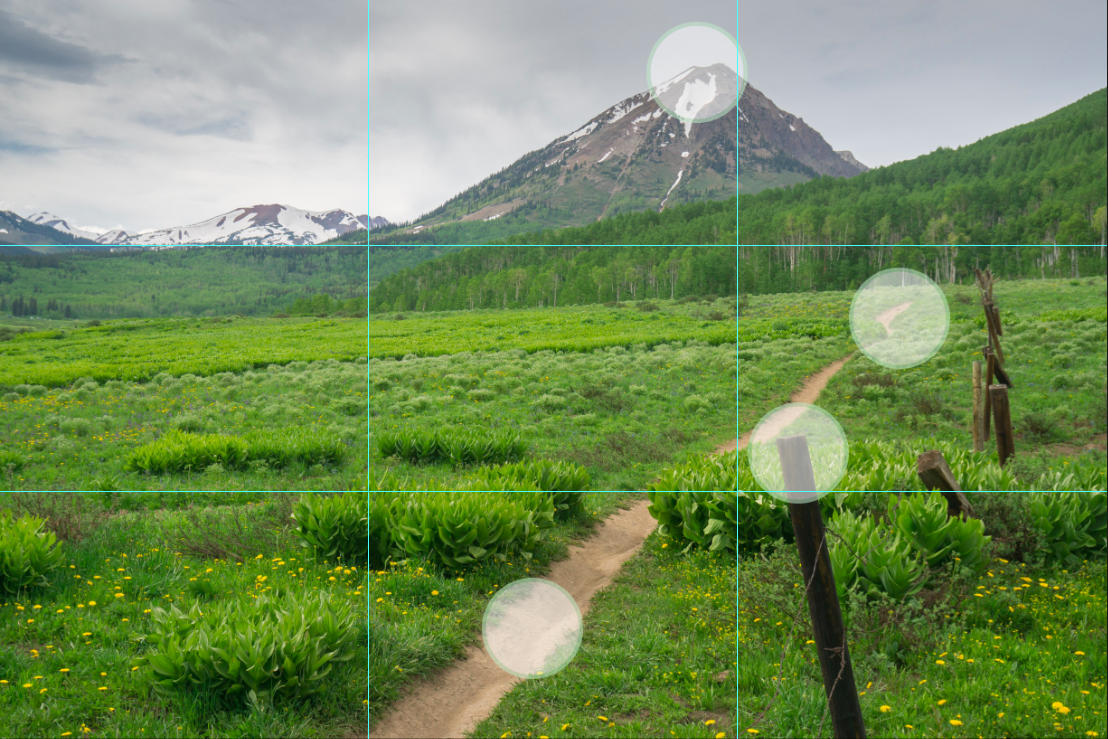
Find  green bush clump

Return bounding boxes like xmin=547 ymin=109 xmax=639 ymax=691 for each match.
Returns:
xmin=389 ymin=489 xmax=552 ymax=568
xmin=888 ymin=491 xmax=992 ymax=572
xmin=59 ymin=417 xmax=93 ymax=436
xmin=0 ymin=450 xmax=24 ymax=472
xmin=376 ymin=428 xmax=527 ymax=466
xmin=132 ymin=592 xmax=359 ymax=705
xmin=476 ymin=460 xmax=591 ymax=518
xmin=829 ymin=509 xmax=926 ymax=602
xmin=292 ymin=490 xmax=369 ymax=566
xmin=1028 ymin=488 xmax=1107 ymax=564
xmin=0 ymin=510 xmax=65 ymax=594
xmin=125 ymin=428 xmax=345 ymax=474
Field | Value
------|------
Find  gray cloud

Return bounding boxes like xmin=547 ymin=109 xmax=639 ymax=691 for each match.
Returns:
xmin=0 ymin=0 xmax=366 ymax=233
xmin=0 ymin=9 xmax=120 ymax=83
xmin=369 ymin=0 xmax=1106 ymax=224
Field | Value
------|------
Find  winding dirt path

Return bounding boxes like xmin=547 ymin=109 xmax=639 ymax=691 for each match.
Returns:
xmin=712 ymin=353 xmax=854 ymax=455
xmin=875 ymin=301 xmax=913 ymax=335
xmin=367 ymin=354 xmax=854 ymax=739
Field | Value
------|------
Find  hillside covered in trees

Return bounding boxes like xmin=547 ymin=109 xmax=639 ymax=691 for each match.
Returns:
xmin=367 ymin=243 xmax=1107 ymax=313
xmin=493 ymin=88 xmax=1106 ymax=247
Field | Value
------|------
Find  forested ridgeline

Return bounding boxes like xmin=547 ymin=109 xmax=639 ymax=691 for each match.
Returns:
xmin=367 ymin=243 xmax=1107 ymax=313
xmin=1 ymin=244 xmax=368 ymax=320
xmin=487 ymin=88 xmax=1107 ymax=247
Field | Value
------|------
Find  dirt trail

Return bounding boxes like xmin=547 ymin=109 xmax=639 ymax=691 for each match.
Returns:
xmin=875 ymin=301 xmax=914 ymax=334
xmin=367 ymin=501 xmax=658 ymax=739
xmin=368 ymin=354 xmax=854 ymax=739
xmin=712 ymin=353 xmax=854 ymax=455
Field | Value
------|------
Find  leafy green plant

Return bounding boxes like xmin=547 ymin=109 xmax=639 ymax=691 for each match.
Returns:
xmin=0 ymin=510 xmax=65 ymax=594
xmin=125 ymin=428 xmax=345 ymax=474
xmin=292 ymin=490 xmax=370 ymax=566
xmin=1028 ymin=489 xmax=1106 ymax=564
xmin=377 ymin=428 xmax=527 ymax=466
xmin=389 ymin=489 xmax=550 ymax=568
xmin=830 ymin=510 xmax=926 ymax=602
xmin=132 ymin=592 xmax=359 ymax=705
xmin=476 ymin=460 xmax=590 ymax=518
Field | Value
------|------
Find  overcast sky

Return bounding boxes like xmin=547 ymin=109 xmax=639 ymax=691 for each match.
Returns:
xmin=0 ymin=0 xmax=367 ymax=234
xmin=369 ymin=0 xmax=1107 ymax=224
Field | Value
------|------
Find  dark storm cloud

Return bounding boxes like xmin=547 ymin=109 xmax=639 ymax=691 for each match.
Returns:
xmin=369 ymin=0 xmax=1106 ymax=224
xmin=0 ymin=9 xmax=120 ymax=83
xmin=0 ymin=0 xmax=366 ymax=233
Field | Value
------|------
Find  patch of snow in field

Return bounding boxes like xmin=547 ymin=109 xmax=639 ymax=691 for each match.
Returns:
xmin=669 ymin=132 xmax=676 ymax=138
xmin=0 ymin=228 xmax=7 ymax=233
xmin=681 ymin=151 xmax=689 ymax=158
xmin=789 ymin=124 xmax=796 ymax=132
xmin=597 ymin=148 xmax=614 ymax=163
xmin=484 ymin=213 xmax=502 ymax=221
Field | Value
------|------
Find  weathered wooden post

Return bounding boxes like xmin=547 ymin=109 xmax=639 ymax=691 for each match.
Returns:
xmin=916 ymin=450 xmax=977 ymax=519
xmin=983 ymin=349 xmax=995 ymax=442
xmin=777 ymin=435 xmax=866 ymax=739
xmin=972 ymin=360 xmax=984 ymax=452
xmin=990 ymin=385 xmax=1015 ymax=466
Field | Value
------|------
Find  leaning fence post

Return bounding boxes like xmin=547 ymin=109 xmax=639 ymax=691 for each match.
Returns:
xmin=777 ymin=435 xmax=866 ymax=739
xmin=972 ymin=360 xmax=984 ymax=453
xmin=989 ymin=384 xmax=1015 ymax=466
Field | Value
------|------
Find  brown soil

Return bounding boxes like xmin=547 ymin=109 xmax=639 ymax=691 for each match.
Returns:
xmin=712 ymin=353 xmax=854 ymax=455
xmin=367 ymin=354 xmax=855 ymax=738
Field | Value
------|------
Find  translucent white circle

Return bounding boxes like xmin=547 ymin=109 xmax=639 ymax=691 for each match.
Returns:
xmin=748 ymin=403 xmax=848 ymax=504
xmin=482 ymin=578 xmax=582 ymax=680
xmin=648 ymin=23 xmax=743 ymax=125
xmin=850 ymin=268 xmax=950 ymax=369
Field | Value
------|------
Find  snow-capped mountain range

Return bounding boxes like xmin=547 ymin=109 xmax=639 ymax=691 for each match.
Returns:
xmin=26 ymin=205 xmax=381 ymax=247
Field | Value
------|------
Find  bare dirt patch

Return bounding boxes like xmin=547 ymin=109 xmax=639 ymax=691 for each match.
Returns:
xmin=459 ymin=198 xmax=528 ymax=223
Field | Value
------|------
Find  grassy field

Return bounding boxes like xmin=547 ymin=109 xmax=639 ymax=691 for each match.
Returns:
xmin=0 ymin=494 xmax=369 ymax=737
xmin=3 ymin=272 xmax=1107 ymax=739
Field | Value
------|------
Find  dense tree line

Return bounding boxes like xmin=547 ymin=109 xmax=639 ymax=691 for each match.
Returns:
xmin=368 ymin=242 xmax=1106 ymax=313
xmin=367 ymin=242 xmax=738 ymax=312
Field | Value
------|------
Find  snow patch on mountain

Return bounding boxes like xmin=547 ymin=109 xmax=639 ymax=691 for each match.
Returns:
xmin=25 ymin=212 xmax=100 ymax=241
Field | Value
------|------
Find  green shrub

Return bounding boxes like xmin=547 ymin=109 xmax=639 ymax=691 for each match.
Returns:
xmin=132 ymin=592 xmax=359 ymax=705
xmin=59 ymin=417 xmax=93 ymax=436
xmin=476 ymin=460 xmax=591 ymax=518
xmin=0 ymin=449 xmax=23 ymax=472
xmin=1029 ymin=489 xmax=1107 ymax=564
xmin=376 ymin=428 xmax=527 ymax=466
xmin=0 ymin=510 xmax=65 ymax=594
xmin=125 ymin=428 xmax=344 ymax=474
xmin=829 ymin=510 xmax=925 ymax=602
xmin=389 ymin=489 xmax=551 ymax=568
xmin=293 ymin=490 xmax=369 ymax=566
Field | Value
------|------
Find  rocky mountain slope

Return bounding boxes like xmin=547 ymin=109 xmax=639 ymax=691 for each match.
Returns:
xmin=382 ymin=65 xmax=864 ymax=242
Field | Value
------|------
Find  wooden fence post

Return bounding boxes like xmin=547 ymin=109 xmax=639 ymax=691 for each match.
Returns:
xmin=972 ymin=360 xmax=984 ymax=453
xmin=916 ymin=450 xmax=977 ymax=519
xmin=983 ymin=350 xmax=995 ymax=442
xmin=777 ymin=435 xmax=866 ymax=739
xmin=990 ymin=385 xmax=1015 ymax=466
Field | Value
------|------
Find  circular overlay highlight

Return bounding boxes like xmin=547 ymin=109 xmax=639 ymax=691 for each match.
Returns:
xmin=850 ymin=268 xmax=950 ymax=369
xmin=482 ymin=578 xmax=582 ymax=680
xmin=647 ymin=23 xmax=743 ymax=125
xmin=748 ymin=403 xmax=848 ymax=504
